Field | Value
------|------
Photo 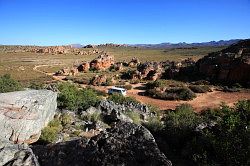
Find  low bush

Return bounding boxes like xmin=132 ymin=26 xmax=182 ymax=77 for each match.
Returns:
xmin=57 ymin=83 xmax=100 ymax=111
xmin=147 ymin=87 xmax=196 ymax=101
xmin=124 ymin=84 xmax=133 ymax=90
xmin=124 ymin=110 xmax=141 ymax=125
xmin=130 ymin=79 xmax=140 ymax=84
xmin=60 ymin=113 xmax=73 ymax=126
xmin=189 ymin=85 xmax=212 ymax=93
xmin=39 ymin=119 xmax=63 ymax=143
xmin=81 ymin=112 xmax=101 ymax=123
xmin=150 ymin=100 xmax=250 ymax=165
xmin=143 ymin=116 xmax=164 ymax=133
xmin=107 ymin=93 xmax=140 ymax=104
xmin=0 ymin=74 xmax=22 ymax=93
xmin=146 ymin=80 xmax=167 ymax=89
xmin=28 ymin=82 xmax=45 ymax=90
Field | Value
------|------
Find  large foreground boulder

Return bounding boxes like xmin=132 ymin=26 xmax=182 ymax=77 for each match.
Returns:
xmin=0 ymin=90 xmax=57 ymax=144
xmin=32 ymin=121 xmax=172 ymax=166
xmin=0 ymin=140 xmax=39 ymax=166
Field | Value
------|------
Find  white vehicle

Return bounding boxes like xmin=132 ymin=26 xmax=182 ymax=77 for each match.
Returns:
xmin=108 ymin=87 xmax=127 ymax=96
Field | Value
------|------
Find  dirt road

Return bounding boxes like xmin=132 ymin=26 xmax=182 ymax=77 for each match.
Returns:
xmin=33 ymin=65 xmax=250 ymax=112
xmin=95 ymin=84 xmax=250 ymax=112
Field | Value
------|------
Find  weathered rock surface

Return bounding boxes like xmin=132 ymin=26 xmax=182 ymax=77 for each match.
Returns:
xmin=137 ymin=62 xmax=164 ymax=81
xmin=128 ymin=57 xmax=140 ymax=67
xmin=98 ymin=100 xmax=154 ymax=122
xmin=32 ymin=121 xmax=172 ymax=166
xmin=197 ymin=39 xmax=250 ymax=84
xmin=91 ymin=74 xmax=107 ymax=86
xmin=77 ymin=62 xmax=90 ymax=72
xmin=0 ymin=140 xmax=39 ymax=166
xmin=90 ymin=54 xmax=115 ymax=71
xmin=0 ymin=90 xmax=57 ymax=144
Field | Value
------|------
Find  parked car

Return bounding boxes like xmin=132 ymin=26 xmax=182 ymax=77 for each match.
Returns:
xmin=108 ymin=86 xmax=127 ymax=96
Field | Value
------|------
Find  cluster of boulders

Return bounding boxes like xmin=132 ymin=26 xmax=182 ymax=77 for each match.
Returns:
xmin=4 ymin=45 xmax=100 ymax=55
xmin=128 ymin=57 xmax=140 ymax=67
xmin=97 ymin=100 xmax=155 ymax=121
xmin=124 ymin=58 xmax=195 ymax=81
xmin=97 ymin=43 xmax=128 ymax=47
xmin=55 ymin=54 xmax=115 ymax=77
xmin=90 ymin=54 xmax=115 ymax=71
xmin=32 ymin=121 xmax=171 ymax=166
xmin=197 ymin=39 xmax=250 ymax=84
xmin=0 ymin=89 xmax=172 ymax=165
xmin=90 ymin=74 xmax=108 ymax=86
xmin=28 ymin=46 xmax=99 ymax=55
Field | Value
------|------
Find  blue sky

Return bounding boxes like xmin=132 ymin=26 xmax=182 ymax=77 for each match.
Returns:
xmin=0 ymin=0 xmax=250 ymax=45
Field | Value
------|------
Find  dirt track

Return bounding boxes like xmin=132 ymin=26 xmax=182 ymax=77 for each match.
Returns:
xmin=95 ymin=84 xmax=250 ymax=112
xmin=33 ymin=66 xmax=250 ymax=112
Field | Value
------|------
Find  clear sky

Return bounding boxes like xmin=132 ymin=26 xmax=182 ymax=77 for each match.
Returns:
xmin=0 ymin=0 xmax=250 ymax=45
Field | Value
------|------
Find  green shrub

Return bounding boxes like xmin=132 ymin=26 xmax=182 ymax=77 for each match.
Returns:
xmin=39 ymin=119 xmax=63 ymax=143
xmin=28 ymin=82 xmax=45 ymax=90
xmin=147 ymin=87 xmax=196 ymax=101
xmin=0 ymin=74 xmax=22 ymax=93
xmin=189 ymin=85 xmax=212 ymax=93
xmin=107 ymin=93 xmax=139 ymax=104
xmin=57 ymin=83 xmax=100 ymax=111
xmin=60 ymin=113 xmax=73 ymax=126
xmin=166 ymin=87 xmax=196 ymax=100
xmin=130 ymin=79 xmax=140 ymax=84
xmin=146 ymin=80 xmax=167 ymax=89
xmin=124 ymin=84 xmax=133 ymax=90
xmin=124 ymin=110 xmax=141 ymax=125
xmin=81 ymin=112 xmax=101 ymax=123
xmin=143 ymin=116 xmax=164 ymax=133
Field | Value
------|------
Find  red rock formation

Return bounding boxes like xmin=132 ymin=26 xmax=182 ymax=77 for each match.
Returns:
xmin=197 ymin=39 xmax=250 ymax=84
xmin=91 ymin=75 xmax=107 ymax=86
xmin=128 ymin=57 xmax=140 ymax=67
xmin=90 ymin=54 xmax=115 ymax=71
xmin=77 ymin=62 xmax=90 ymax=72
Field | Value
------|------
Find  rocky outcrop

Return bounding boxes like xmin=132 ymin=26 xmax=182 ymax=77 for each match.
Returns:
xmin=32 ymin=121 xmax=172 ymax=166
xmin=113 ymin=62 xmax=123 ymax=71
xmin=128 ymin=57 xmax=140 ymax=67
xmin=90 ymin=54 xmax=115 ymax=71
xmin=197 ymin=40 xmax=250 ymax=84
xmin=0 ymin=90 xmax=57 ymax=144
xmin=0 ymin=140 xmax=39 ymax=166
xmin=55 ymin=67 xmax=78 ymax=76
xmin=91 ymin=75 xmax=107 ymax=86
xmin=77 ymin=62 xmax=90 ymax=72
xmin=98 ymin=100 xmax=154 ymax=122
xmin=137 ymin=62 xmax=164 ymax=81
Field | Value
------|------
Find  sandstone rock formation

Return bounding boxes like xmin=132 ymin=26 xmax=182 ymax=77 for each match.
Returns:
xmin=137 ymin=62 xmax=164 ymax=81
xmin=113 ymin=62 xmax=123 ymax=71
xmin=90 ymin=54 xmax=115 ymax=71
xmin=77 ymin=62 xmax=90 ymax=72
xmin=32 ymin=121 xmax=172 ymax=166
xmin=0 ymin=140 xmax=39 ymax=166
xmin=128 ymin=57 xmax=140 ymax=67
xmin=0 ymin=90 xmax=57 ymax=144
xmin=197 ymin=39 xmax=250 ymax=84
xmin=91 ymin=75 xmax=107 ymax=86
xmin=55 ymin=67 xmax=78 ymax=76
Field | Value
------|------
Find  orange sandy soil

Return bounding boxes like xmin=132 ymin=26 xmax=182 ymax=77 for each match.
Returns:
xmin=91 ymin=84 xmax=250 ymax=112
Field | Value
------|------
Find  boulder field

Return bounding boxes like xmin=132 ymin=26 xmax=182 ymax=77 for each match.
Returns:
xmin=0 ymin=90 xmax=172 ymax=166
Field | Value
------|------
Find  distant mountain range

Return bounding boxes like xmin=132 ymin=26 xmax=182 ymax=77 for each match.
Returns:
xmin=64 ymin=39 xmax=245 ymax=49
xmin=130 ymin=39 xmax=243 ymax=48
